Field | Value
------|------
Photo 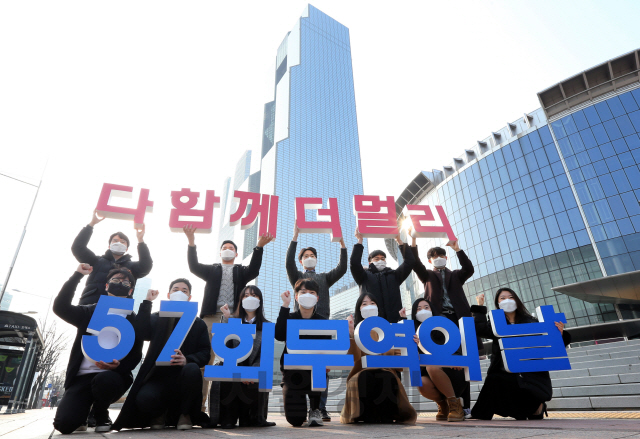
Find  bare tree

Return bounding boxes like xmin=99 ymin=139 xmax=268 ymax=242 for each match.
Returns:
xmin=27 ymin=320 xmax=69 ymax=409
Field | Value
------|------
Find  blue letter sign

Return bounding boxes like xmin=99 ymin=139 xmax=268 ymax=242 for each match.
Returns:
xmin=81 ymin=296 xmax=135 ymax=363
xmin=156 ymin=300 xmax=198 ymax=365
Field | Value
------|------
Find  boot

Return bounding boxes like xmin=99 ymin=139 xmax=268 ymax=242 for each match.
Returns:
xmin=434 ymin=398 xmax=449 ymax=421
xmin=446 ymin=396 xmax=464 ymax=422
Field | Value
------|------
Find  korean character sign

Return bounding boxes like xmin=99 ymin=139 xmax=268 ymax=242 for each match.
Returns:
xmin=204 ymin=318 xmax=275 ymax=392
xmin=230 ymin=190 xmax=279 ymax=239
xmin=283 ymin=320 xmax=354 ymax=391
xmin=490 ymin=305 xmax=571 ymax=373
xmin=169 ymin=188 xmax=220 ymax=233
xmin=403 ymin=205 xmax=457 ymax=245
xmin=95 ymin=183 xmax=154 ymax=229
xmin=295 ymin=197 xmax=343 ymax=242
xmin=353 ymin=195 xmax=399 ymax=238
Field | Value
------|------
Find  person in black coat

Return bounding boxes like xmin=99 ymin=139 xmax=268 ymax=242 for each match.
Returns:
xmin=210 ymin=285 xmax=275 ymax=429
xmin=349 ymin=228 xmax=415 ymax=321
xmin=72 ymin=210 xmax=153 ymax=305
xmin=52 ymin=265 xmax=144 ymax=434
xmin=183 ymin=225 xmax=274 ymax=411
xmin=113 ymin=278 xmax=211 ymax=431
xmin=470 ymin=288 xmax=571 ymax=420
xmin=275 ymin=279 xmax=329 ymax=427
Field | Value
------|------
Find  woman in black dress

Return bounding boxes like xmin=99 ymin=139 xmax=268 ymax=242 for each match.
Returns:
xmin=470 ymin=288 xmax=571 ymax=420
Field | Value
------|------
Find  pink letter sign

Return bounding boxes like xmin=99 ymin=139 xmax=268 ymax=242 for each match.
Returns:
xmin=404 ymin=205 xmax=457 ymax=244
xmin=96 ymin=183 xmax=154 ymax=228
xmin=230 ymin=191 xmax=279 ymax=238
xmin=169 ymin=188 xmax=220 ymax=233
xmin=295 ymin=197 xmax=343 ymax=242
xmin=353 ymin=195 xmax=399 ymax=238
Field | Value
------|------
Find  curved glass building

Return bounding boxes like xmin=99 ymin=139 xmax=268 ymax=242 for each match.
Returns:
xmin=391 ymin=49 xmax=640 ymax=335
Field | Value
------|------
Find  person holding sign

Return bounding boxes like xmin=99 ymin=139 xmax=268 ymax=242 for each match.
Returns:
xmin=401 ymin=298 xmax=466 ymax=422
xmin=340 ymin=293 xmax=417 ymax=425
xmin=52 ymin=265 xmax=143 ymax=434
xmin=275 ymin=279 xmax=329 ymax=427
xmin=183 ymin=225 xmax=274 ymax=411
xmin=72 ymin=210 xmax=153 ymax=306
xmin=113 ymin=279 xmax=211 ymax=431
xmin=350 ymin=228 xmax=415 ymax=321
xmin=209 ymin=286 xmax=275 ymax=429
xmin=470 ymin=289 xmax=571 ymax=420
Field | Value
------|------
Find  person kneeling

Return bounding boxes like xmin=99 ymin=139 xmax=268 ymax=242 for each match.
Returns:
xmin=275 ymin=279 xmax=328 ymax=427
xmin=113 ymin=279 xmax=211 ymax=431
xmin=470 ymin=288 xmax=571 ymax=420
xmin=340 ymin=293 xmax=417 ymax=425
xmin=403 ymin=298 xmax=466 ymax=422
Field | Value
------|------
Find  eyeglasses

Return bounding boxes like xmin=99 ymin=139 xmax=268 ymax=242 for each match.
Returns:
xmin=109 ymin=279 xmax=131 ymax=287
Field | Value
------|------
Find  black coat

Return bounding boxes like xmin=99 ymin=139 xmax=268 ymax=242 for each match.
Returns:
xmin=411 ymin=246 xmax=474 ymax=318
xmin=274 ymin=307 xmax=329 ymax=372
xmin=188 ymin=245 xmax=263 ymax=318
xmin=113 ymin=299 xmax=211 ymax=430
xmin=52 ymin=272 xmax=144 ymax=390
xmin=471 ymin=305 xmax=572 ymax=402
xmin=349 ymin=243 xmax=415 ymax=321
xmin=72 ymin=225 xmax=153 ymax=305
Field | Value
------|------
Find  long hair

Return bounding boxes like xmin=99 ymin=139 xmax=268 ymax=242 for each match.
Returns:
xmin=493 ymin=287 xmax=532 ymax=323
xmin=411 ymin=297 xmax=433 ymax=331
xmin=354 ymin=293 xmax=385 ymax=326
xmin=233 ymin=285 xmax=269 ymax=330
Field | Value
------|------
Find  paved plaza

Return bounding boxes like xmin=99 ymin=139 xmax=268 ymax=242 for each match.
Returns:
xmin=3 ymin=409 xmax=640 ymax=439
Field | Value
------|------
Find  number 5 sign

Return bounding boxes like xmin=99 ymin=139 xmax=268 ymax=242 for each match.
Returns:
xmin=81 ymin=296 xmax=135 ymax=363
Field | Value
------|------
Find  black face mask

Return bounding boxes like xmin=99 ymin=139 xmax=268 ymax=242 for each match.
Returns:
xmin=108 ymin=283 xmax=131 ymax=297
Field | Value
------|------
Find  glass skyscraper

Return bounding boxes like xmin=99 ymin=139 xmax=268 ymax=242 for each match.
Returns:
xmin=250 ymin=4 xmax=367 ymax=322
xmin=388 ymin=48 xmax=640 ymax=332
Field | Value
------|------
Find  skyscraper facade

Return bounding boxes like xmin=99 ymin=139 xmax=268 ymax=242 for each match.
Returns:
xmin=253 ymin=5 xmax=368 ymax=321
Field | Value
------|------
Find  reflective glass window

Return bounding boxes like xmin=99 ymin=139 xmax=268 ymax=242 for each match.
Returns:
xmin=616 ymin=115 xmax=636 ymax=137
xmin=619 ymin=92 xmax=640 ymax=112
xmin=620 ymin=191 xmax=640 ymax=216
xmin=582 ymin=202 xmax=601 ymax=226
xmin=583 ymin=106 xmax=602 ymax=126
xmin=572 ymin=110 xmax=590 ymax=130
xmin=595 ymin=199 xmax=615 ymax=223
xmin=625 ymin=166 xmax=640 ymax=189
xmin=592 ymin=124 xmax=610 ymax=144
xmin=593 ymin=160 xmax=610 ymax=176
xmin=611 ymin=169 xmax=632 ymax=193
xmin=603 ymin=119 xmax=623 ymax=141
xmin=595 ymin=101 xmax=614 ymax=122
xmin=545 ymin=144 xmax=561 ymax=162
xmin=598 ymin=173 xmax=618 ymax=197
xmin=607 ymin=96 xmax=627 ymax=117
xmin=608 ymin=195 xmax=628 ymax=220
xmin=603 ymin=254 xmax=634 ymax=275
xmin=580 ymin=128 xmax=598 ymax=149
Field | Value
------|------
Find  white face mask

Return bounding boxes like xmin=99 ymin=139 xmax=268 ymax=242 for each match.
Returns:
xmin=110 ymin=242 xmax=127 ymax=255
xmin=360 ymin=304 xmax=378 ymax=319
xmin=415 ymin=309 xmax=433 ymax=322
xmin=373 ymin=260 xmax=387 ymax=271
xmin=432 ymin=257 xmax=447 ymax=269
xmin=297 ymin=293 xmax=318 ymax=309
xmin=242 ymin=296 xmax=260 ymax=311
xmin=221 ymin=249 xmax=236 ymax=261
xmin=499 ymin=299 xmax=517 ymax=313
xmin=169 ymin=291 xmax=189 ymax=302
xmin=302 ymin=257 xmax=317 ymax=269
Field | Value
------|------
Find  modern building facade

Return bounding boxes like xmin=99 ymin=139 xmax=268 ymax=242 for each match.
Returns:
xmin=248 ymin=4 xmax=367 ymax=322
xmin=387 ymin=49 xmax=640 ymax=336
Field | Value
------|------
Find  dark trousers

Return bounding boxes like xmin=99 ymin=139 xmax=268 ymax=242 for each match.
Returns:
xmin=135 ymin=363 xmax=202 ymax=420
xmin=281 ymin=371 xmax=322 ymax=426
xmin=319 ymin=387 xmax=328 ymax=411
xmin=219 ymin=381 xmax=267 ymax=426
xmin=471 ymin=373 xmax=541 ymax=420
xmin=53 ymin=371 xmax=129 ymax=434
xmin=355 ymin=369 xmax=399 ymax=423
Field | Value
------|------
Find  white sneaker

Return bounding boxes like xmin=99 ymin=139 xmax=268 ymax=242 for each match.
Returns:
xmin=308 ymin=409 xmax=323 ymax=427
xmin=150 ymin=416 xmax=165 ymax=430
xmin=177 ymin=414 xmax=192 ymax=430
xmin=74 ymin=424 xmax=87 ymax=432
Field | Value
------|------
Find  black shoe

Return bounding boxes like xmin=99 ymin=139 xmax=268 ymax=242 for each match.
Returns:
xmin=256 ymin=421 xmax=276 ymax=427
xmin=220 ymin=423 xmax=236 ymax=429
xmin=94 ymin=412 xmax=112 ymax=432
xmin=527 ymin=402 xmax=548 ymax=420
xmin=321 ymin=409 xmax=331 ymax=422
xmin=87 ymin=413 xmax=96 ymax=428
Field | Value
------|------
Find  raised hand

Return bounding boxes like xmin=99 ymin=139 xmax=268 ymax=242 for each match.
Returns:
xmin=257 ymin=233 xmax=275 ymax=248
xmin=555 ymin=321 xmax=565 ymax=334
xmin=183 ymin=225 xmax=197 ymax=246
xmin=77 ymin=263 xmax=93 ymax=276
xmin=281 ymin=290 xmax=291 ymax=308
xmin=89 ymin=209 xmax=105 ymax=227
xmin=339 ymin=237 xmax=346 ymax=248
xmin=220 ymin=303 xmax=231 ymax=320
xmin=446 ymin=240 xmax=461 ymax=252
xmin=395 ymin=233 xmax=403 ymax=245
xmin=354 ymin=227 xmax=363 ymax=244
xmin=413 ymin=334 xmax=420 ymax=345
xmin=347 ymin=314 xmax=355 ymax=337
xmin=136 ymin=223 xmax=145 ymax=243
xmin=476 ymin=293 xmax=485 ymax=306
xmin=408 ymin=226 xmax=417 ymax=246
xmin=399 ymin=307 xmax=407 ymax=319
xmin=146 ymin=289 xmax=159 ymax=301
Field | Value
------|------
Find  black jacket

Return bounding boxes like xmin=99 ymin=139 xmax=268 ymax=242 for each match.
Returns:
xmin=113 ymin=299 xmax=211 ymax=430
xmin=274 ymin=306 xmax=329 ymax=372
xmin=188 ymin=245 xmax=263 ymax=318
xmin=411 ymin=246 xmax=474 ymax=318
xmin=349 ymin=243 xmax=415 ymax=321
xmin=53 ymin=271 xmax=144 ymax=390
xmin=285 ymin=240 xmax=347 ymax=318
xmin=471 ymin=305 xmax=572 ymax=402
xmin=72 ymin=225 xmax=153 ymax=305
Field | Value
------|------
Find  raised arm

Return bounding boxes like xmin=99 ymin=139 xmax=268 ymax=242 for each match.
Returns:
xmin=410 ymin=244 xmax=430 ymax=284
xmin=71 ymin=223 xmax=100 ymax=267
xmin=285 ymin=240 xmax=302 ymax=288
xmin=449 ymin=240 xmax=474 ymax=283
xmin=470 ymin=294 xmax=495 ymax=340
xmin=326 ymin=239 xmax=347 ymax=286
xmin=243 ymin=241 xmax=265 ymax=282
xmin=130 ymin=224 xmax=153 ymax=278
xmin=275 ymin=292 xmax=291 ymax=342
xmin=350 ymin=229 xmax=367 ymax=285
xmin=53 ymin=266 xmax=92 ymax=327
xmin=134 ymin=289 xmax=158 ymax=341
xmin=394 ymin=237 xmax=416 ymax=283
